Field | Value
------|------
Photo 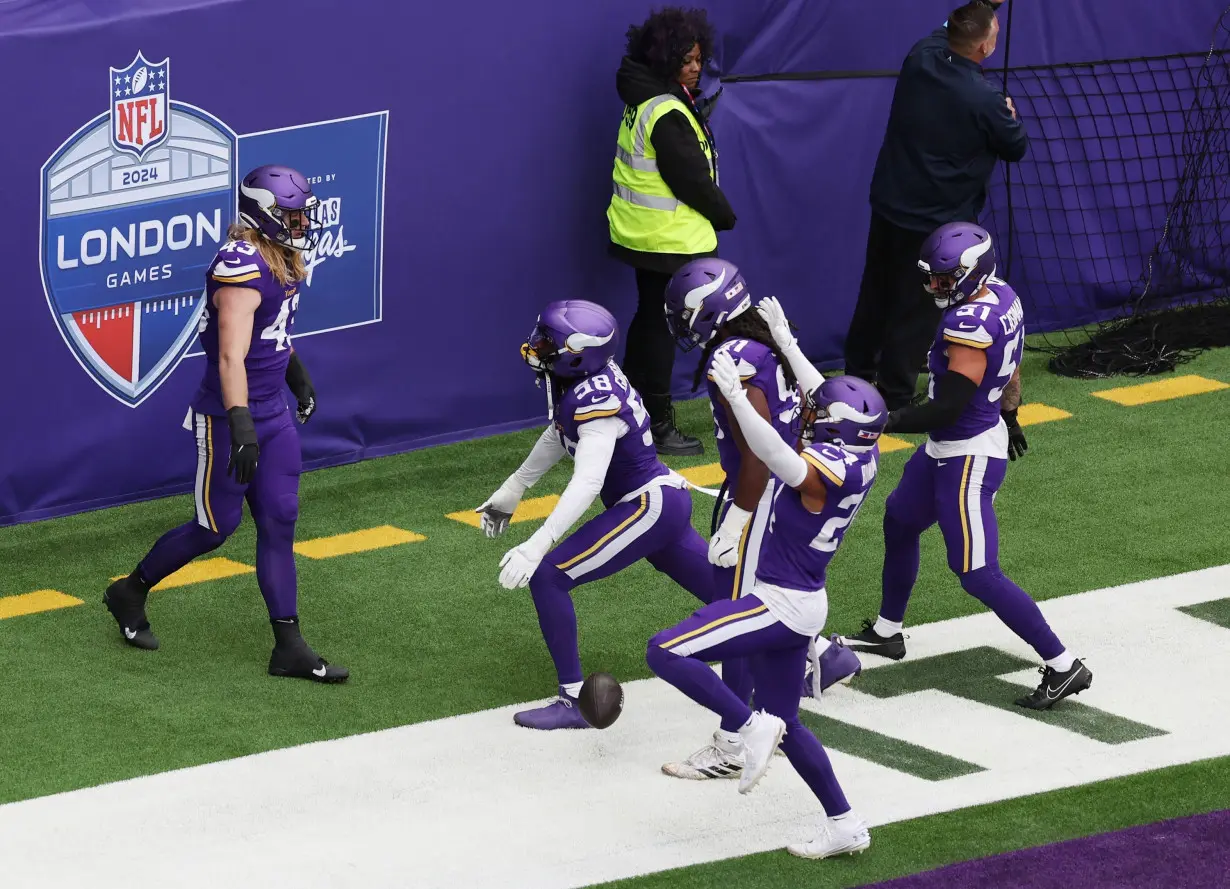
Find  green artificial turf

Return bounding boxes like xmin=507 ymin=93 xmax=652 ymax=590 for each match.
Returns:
xmin=0 ymin=343 xmax=1227 ymax=807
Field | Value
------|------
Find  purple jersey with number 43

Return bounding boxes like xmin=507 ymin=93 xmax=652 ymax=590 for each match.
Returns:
xmin=757 ymin=443 xmax=879 ymax=592
xmin=927 ymin=278 xmax=1025 ymax=442
xmin=705 ymin=338 xmax=801 ymax=481
xmin=554 ymin=360 xmax=670 ymax=507
xmin=191 ymin=239 xmax=301 ymax=419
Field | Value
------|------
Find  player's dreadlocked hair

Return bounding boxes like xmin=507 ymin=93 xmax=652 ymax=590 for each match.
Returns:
xmin=691 ymin=310 xmax=798 ymax=393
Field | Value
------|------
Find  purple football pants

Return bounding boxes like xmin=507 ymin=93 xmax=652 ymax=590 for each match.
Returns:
xmin=709 ymin=481 xmax=777 ymax=731
xmin=529 ymin=483 xmax=715 ymax=686
xmin=138 ymin=408 xmax=301 ymax=620
xmin=647 ymin=594 xmax=852 ymax=817
xmin=880 ymin=448 xmax=1064 ymax=660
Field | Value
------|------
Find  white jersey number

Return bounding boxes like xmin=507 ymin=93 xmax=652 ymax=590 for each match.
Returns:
xmin=987 ymin=328 xmax=1022 ymax=404
xmin=261 ymin=294 xmax=300 ymax=352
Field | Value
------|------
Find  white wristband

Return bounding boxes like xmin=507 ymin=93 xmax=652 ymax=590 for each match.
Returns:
xmin=719 ymin=503 xmax=753 ymax=535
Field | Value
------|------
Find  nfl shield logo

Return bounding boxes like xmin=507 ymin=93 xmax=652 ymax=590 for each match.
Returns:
xmin=109 ymin=51 xmax=169 ymax=159
xmin=40 ymin=51 xmax=237 ymax=408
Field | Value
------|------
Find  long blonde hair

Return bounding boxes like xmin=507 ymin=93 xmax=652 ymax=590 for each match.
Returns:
xmin=227 ymin=223 xmax=306 ymax=286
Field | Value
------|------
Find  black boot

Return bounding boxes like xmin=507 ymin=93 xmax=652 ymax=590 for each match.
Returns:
xmin=103 ymin=570 xmax=159 ymax=650
xmin=269 ymin=617 xmax=349 ymax=683
xmin=645 ymin=394 xmax=703 ymax=457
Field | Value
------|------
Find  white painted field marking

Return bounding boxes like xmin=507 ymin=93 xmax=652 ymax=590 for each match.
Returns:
xmin=1 ymin=566 xmax=1228 ymax=889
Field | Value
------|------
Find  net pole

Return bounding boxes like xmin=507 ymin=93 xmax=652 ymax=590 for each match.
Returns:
xmin=999 ymin=0 xmax=1017 ymax=280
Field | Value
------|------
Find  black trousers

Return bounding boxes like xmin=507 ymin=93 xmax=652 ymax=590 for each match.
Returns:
xmin=621 ymin=267 xmax=676 ymax=424
xmin=843 ymin=211 xmax=942 ymax=411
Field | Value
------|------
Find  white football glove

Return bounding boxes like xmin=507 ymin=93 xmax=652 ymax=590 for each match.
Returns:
xmin=709 ymin=503 xmax=752 ymax=568
xmin=709 ymin=350 xmax=747 ymax=404
xmin=498 ymin=529 xmax=553 ymax=589
xmin=756 ymin=296 xmax=797 ymax=352
xmin=475 ymin=481 xmax=525 ymax=538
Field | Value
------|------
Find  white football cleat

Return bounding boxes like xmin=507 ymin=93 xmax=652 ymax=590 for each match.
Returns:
xmin=737 ymin=710 xmax=787 ymax=794
xmin=787 ymin=814 xmax=872 ymax=859
xmin=662 ymin=732 xmax=745 ymax=780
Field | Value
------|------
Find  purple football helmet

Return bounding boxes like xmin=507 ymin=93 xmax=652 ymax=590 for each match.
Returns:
xmin=238 ymin=164 xmax=323 ymax=252
xmin=793 ymin=375 xmax=887 ymax=451
xmin=664 ymin=258 xmax=752 ymax=352
xmin=521 ymin=300 xmax=619 ymax=379
xmin=918 ymin=222 xmax=997 ymax=309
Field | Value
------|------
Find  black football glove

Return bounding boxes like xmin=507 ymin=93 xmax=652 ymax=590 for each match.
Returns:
xmin=227 ymin=406 xmax=260 ymax=484
xmin=1003 ymin=408 xmax=1028 ymax=461
xmin=285 ymin=351 xmax=316 ymax=424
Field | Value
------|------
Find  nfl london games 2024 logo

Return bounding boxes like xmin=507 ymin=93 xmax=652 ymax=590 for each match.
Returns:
xmin=40 ymin=51 xmax=388 ymax=408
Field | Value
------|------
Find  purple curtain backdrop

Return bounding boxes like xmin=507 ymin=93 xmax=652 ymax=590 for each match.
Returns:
xmin=0 ymin=0 xmax=1223 ymax=524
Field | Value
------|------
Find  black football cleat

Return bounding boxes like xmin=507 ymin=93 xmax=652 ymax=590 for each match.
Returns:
xmin=845 ymin=618 xmax=907 ymax=661
xmin=268 ymin=617 xmax=349 ymax=683
xmin=103 ymin=574 xmax=159 ymax=650
xmin=1015 ymin=659 xmax=1092 ymax=710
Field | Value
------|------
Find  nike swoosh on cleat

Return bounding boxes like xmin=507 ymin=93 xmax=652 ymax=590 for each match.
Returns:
xmin=312 ymin=665 xmax=327 ymax=677
xmin=124 ymin=628 xmax=137 ymax=640
xmin=1045 ymin=668 xmax=1084 ymax=700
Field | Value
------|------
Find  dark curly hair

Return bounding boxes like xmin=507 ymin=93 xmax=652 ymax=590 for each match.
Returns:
xmin=625 ymin=7 xmax=716 ymax=83
xmin=691 ymin=310 xmax=798 ymax=394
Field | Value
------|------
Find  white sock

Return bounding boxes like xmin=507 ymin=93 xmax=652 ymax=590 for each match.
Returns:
xmin=1045 ymin=651 xmax=1076 ymax=673
xmin=715 ymin=730 xmax=743 ymax=752
xmin=739 ymin=713 xmax=756 ymax=733
xmin=562 ymin=681 xmax=583 ymax=698
xmin=874 ymin=617 xmax=903 ymax=637
xmin=830 ymin=810 xmax=851 ymax=822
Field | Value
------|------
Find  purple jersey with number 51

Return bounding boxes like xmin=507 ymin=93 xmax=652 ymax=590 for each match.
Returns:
xmin=190 ymin=239 xmax=300 ymax=419
xmin=705 ymin=338 xmax=801 ymax=481
xmin=554 ymin=360 xmax=669 ymax=507
xmin=757 ymin=443 xmax=879 ymax=591
xmin=926 ymin=278 xmax=1025 ymax=442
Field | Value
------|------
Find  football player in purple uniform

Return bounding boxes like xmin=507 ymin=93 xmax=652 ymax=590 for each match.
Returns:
xmin=846 ymin=222 xmax=1091 ymax=709
xmin=476 ymin=300 xmax=715 ymax=730
xmin=103 ymin=165 xmax=348 ymax=683
xmin=647 ymin=352 xmax=886 ymax=860
xmin=658 ymin=259 xmax=862 ymax=781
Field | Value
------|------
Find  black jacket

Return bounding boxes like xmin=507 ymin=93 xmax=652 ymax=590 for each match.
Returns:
xmin=869 ymin=27 xmax=1028 ymax=232
xmin=608 ymin=57 xmax=737 ymax=274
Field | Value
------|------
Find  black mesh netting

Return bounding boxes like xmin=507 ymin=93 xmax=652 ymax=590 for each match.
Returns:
xmin=979 ymin=5 xmax=1230 ymax=378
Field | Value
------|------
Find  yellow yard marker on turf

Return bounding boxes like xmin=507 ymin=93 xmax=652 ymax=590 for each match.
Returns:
xmin=111 ymin=557 xmax=255 ymax=590
xmin=294 ymin=526 xmax=425 ymax=559
xmin=0 ymin=589 xmax=83 ymax=620
xmin=878 ymin=434 xmax=914 ymax=454
xmin=1092 ymin=374 xmax=1228 ymax=406
xmin=447 ymin=495 xmax=560 ymax=529
xmin=1018 ymin=403 xmax=1072 ymax=425
xmin=678 ymin=463 xmax=725 ymax=487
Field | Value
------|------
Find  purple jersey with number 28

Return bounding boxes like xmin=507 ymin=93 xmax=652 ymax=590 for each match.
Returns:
xmin=926 ymin=278 xmax=1025 ymax=442
xmin=191 ymin=238 xmax=301 ymax=419
xmin=554 ymin=360 xmax=669 ymax=507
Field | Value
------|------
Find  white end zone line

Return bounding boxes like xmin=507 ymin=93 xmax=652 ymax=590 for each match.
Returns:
xmin=1 ymin=566 xmax=1228 ymax=889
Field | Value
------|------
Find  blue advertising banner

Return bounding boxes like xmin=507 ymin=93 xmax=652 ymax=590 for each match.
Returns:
xmin=0 ymin=0 xmax=1219 ymax=525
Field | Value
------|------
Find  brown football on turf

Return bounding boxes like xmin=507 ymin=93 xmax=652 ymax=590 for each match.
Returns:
xmin=578 ymin=672 xmax=623 ymax=729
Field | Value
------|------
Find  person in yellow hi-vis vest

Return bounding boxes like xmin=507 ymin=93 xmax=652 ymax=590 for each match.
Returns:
xmin=608 ymin=7 xmax=736 ymax=457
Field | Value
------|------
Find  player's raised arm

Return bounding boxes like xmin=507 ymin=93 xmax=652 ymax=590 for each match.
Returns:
xmin=709 ymin=379 xmax=772 ymax=567
xmin=756 ymin=297 xmax=825 ymax=394
xmin=709 ymin=351 xmax=830 ymax=509
xmin=214 ymin=285 xmax=262 ymax=484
